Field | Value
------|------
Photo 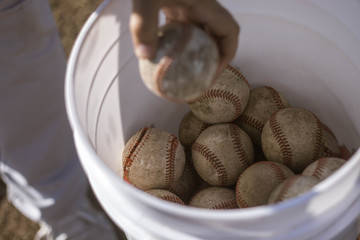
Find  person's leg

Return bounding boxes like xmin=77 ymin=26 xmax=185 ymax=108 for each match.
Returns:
xmin=0 ymin=0 xmax=119 ymax=239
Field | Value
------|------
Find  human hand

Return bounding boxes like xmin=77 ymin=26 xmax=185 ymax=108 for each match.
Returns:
xmin=130 ymin=0 xmax=240 ymax=76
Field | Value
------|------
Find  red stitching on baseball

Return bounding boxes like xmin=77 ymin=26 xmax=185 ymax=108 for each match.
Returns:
xmin=155 ymin=56 xmax=172 ymax=97
xmin=257 ymin=161 xmax=288 ymax=183
xmin=226 ymin=65 xmax=250 ymax=89
xmin=161 ymin=195 xmax=184 ymax=205
xmin=211 ymin=199 xmax=237 ymax=209
xmin=238 ymin=114 xmax=264 ymax=132
xmin=190 ymin=89 xmax=243 ymax=121
xmin=123 ymin=127 xmax=150 ymax=183
xmin=235 ymin=179 xmax=250 ymax=208
xmin=269 ymin=112 xmax=293 ymax=168
xmin=265 ymin=86 xmax=287 ymax=109
xmin=229 ymin=124 xmax=251 ymax=167
xmin=192 ymin=142 xmax=228 ymax=185
xmin=313 ymin=114 xmax=323 ymax=161
xmin=311 ymin=158 xmax=327 ymax=180
xmin=154 ymin=24 xmax=192 ymax=99
xmin=165 ymin=134 xmax=178 ymax=187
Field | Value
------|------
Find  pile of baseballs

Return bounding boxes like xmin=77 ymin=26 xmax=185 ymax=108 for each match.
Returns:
xmin=121 ymin=63 xmax=350 ymax=210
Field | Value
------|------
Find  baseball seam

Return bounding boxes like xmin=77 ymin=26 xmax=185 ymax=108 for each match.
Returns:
xmin=235 ymin=179 xmax=250 ymax=208
xmin=154 ymin=24 xmax=192 ymax=100
xmin=269 ymin=112 xmax=293 ymax=168
xmin=311 ymin=158 xmax=327 ymax=180
xmin=226 ymin=65 xmax=250 ymax=89
xmin=190 ymin=89 xmax=243 ymax=121
xmin=238 ymin=114 xmax=264 ymax=133
xmin=313 ymin=115 xmax=323 ymax=161
xmin=155 ymin=57 xmax=172 ymax=98
xmin=165 ymin=134 xmax=178 ymax=187
xmin=265 ymin=86 xmax=287 ymax=109
xmin=211 ymin=199 xmax=237 ymax=209
xmin=161 ymin=195 xmax=184 ymax=205
xmin=192 ymin=142 xmax=228 ymax=185
xmin=229 ymin=124 xmax=251 ymax=167
xmin=123 ymin=127 xmax=150 ymax=183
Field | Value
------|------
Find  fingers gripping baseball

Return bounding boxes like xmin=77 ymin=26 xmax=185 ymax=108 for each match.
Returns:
xmin=130 ymin=0 xmax=160 ymax=59
xmin=130 ymin=0 xmax=240 ymax=73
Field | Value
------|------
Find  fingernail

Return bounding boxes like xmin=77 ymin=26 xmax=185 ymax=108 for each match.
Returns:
xmin=135 ymin=44 xmax=153 ymax=59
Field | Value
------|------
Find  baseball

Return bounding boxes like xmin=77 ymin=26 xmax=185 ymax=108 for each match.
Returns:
xmin=267 ymin=175 xmax=320 ymax=204
xmin=191 ymin=123 xmax=254 ymax=186
xmin=146 ymin=189 xmax=185 ymax=205
xmin=261 ymin=107 xmax=323 ymax=173
xmin=340 ymin=145 xmax=352 ymax=160
xmin=139 ymin=22 xmax=219 ymax=103
xmin=122 ymin=127 xmax=185 ymax=190
xmin=302 ymin=157 xmax=346 ymax=181
xmin=192 ymin=179 xmax=212 ymax=196
xmin=320 ymin=122 xmax=341 ymax=158
xmin=178 ymin=111 xmax=211 ymax=149
xmin=189 ymin=65 xmax=250 ymax=124
xmin=165 ymin=159 xmax=201 ymax=204
xmin=235 ymin=86 xmax=290 ymax=146
xmin=235 ymin=161 xmax=294 ymax=208
xmin=189 ymin=187 xmax=238 ymax=210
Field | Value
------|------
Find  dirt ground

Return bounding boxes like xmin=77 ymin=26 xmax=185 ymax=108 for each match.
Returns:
xmin=0 ymin=1 xmax=110 ymax=239
xmin=50 ymin=0 xmax=104 ymax=57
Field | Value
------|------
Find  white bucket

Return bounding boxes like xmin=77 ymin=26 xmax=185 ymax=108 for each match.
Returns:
xmin=65 ymin=0 xmax=360 ymax=239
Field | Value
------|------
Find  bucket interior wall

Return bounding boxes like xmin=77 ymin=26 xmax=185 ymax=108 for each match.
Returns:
xmin=67 ymin=0 xmax=360 ymax=239
xmin=73 ymin=0 xmax=360 ymax=171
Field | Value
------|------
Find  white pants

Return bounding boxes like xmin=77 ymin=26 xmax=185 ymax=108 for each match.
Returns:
xmin=0 ymin=0 xmax=89 ymax=225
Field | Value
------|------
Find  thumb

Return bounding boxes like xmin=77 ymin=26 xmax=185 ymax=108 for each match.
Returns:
xmin=130 ymin=0 xmax=160 ymax=59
